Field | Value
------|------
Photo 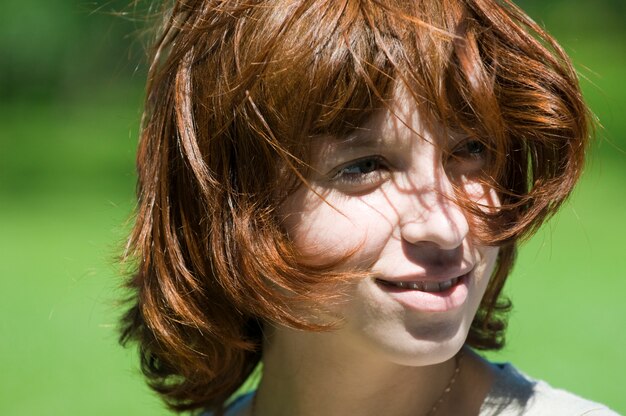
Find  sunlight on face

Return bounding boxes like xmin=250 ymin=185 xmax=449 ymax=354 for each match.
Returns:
xmin=279 ymin=90 xmax=499 ymax=365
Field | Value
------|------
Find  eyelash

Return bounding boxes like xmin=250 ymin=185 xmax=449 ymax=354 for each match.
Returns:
xmin=448 ymin=139 xmax=489 ymax=173
xmin=329 ymin=140 xmax=488 ymax=190
xmin=452 ymin=139 xmax=487 ymax=159
xmin=331 ymin=156 xmax=390 ymax=189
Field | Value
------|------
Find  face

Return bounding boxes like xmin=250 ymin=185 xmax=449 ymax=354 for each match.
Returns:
xmin=279 ymin=91 xmax=499 ymax=366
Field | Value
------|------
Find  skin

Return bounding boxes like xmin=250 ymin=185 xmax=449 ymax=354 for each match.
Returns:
xmin=251 ymin=90 xmax=500 ymax=416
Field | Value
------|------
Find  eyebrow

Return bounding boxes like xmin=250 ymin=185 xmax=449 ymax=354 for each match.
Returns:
xmin=328 ymin=128 xmax=383 ymax=149
xmin=309 ymin=130 xmax=384 ymax=173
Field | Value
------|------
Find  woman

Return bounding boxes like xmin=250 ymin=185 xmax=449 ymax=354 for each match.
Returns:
xmin=119 ymin=0 xmax=618 ymax=415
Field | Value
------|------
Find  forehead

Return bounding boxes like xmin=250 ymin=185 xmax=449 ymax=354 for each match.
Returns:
xmin=308 ymin=87 xmax=442 ymax=159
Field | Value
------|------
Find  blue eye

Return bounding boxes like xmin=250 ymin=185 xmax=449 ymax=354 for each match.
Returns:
xmin=467 ymin=140 xmax=486 ymax=155
xmin=455 ymin=140 xmax=486 ymax=157
xmin=338 ymin=158 xmax=382 ymax=176
xmin=331 ymin=156 xmax=390 ymax=190
xmin=447 ymin=139 xmax=490 ymax=178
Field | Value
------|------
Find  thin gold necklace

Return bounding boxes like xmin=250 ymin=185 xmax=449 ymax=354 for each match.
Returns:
xmin=426 ymin=351 xmax=464 ymax=416
xmin=251 ymin=351 xmax=464 ymax=416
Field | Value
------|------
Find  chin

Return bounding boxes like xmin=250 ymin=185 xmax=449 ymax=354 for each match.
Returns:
xmin=366 ymin=338 xmax=466 ymax=368
xmin=395 ymin=331 xmax=467 ymax=367
xmin=345 ymin=309 xmax=473 ymax=367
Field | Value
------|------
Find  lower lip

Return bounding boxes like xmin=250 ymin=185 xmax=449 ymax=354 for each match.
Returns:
xmin=375 ymin=274 xmax=470 ymax=313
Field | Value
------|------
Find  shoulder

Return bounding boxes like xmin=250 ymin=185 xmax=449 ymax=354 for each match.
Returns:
xmin=199 ymin=392 xmax=255 ymax=416
xmin=480 ymin=362 xmax=619 ymax=416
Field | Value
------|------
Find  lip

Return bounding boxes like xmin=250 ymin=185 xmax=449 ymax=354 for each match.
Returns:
xmin=375 ymin=273 xmax=471 ymax=313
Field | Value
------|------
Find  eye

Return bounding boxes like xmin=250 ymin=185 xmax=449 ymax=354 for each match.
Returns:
xmin=445 ymin=138 xmax=493 ymax=187
xmin=453 ymin=139 xmax=486 ymax=159
xmin=336 ymin=158 xmax=381 ymax=176
xmin=449 ymin=138 xmax=489 ymax=170
xmin=331 ymin=156 xmax=390 ymax=191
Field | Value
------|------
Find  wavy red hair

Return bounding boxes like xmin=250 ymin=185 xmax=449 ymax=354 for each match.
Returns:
xmin=119 ymin=0 xmax=589 ymax=413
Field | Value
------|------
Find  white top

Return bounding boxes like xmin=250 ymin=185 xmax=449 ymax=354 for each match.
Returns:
xmin=479 ymin=362 xmax=619 ymax=415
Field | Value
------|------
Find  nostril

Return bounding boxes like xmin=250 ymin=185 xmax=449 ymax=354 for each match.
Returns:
xmin=399 ymin=204 xmax=469 ymax=250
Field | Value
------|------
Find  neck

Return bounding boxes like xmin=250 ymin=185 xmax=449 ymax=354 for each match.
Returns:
xmin=254 ymin=327 xmax=473 ymax=416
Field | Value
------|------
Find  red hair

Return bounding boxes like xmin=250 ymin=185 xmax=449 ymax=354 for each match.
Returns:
xmin=119 ymin=0 xmax=589 ymax=413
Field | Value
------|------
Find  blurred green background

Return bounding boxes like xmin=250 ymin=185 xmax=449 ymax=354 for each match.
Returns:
xmin=0 ymin=0 xmax=624 ymax=414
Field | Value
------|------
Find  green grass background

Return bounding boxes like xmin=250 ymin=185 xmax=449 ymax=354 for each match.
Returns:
xmin=1 ymin=0 xmax=624 ymax=414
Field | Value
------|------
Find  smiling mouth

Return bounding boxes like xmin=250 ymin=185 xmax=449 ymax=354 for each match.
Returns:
xmin=375 ymin=275 xmax=465 ymax=293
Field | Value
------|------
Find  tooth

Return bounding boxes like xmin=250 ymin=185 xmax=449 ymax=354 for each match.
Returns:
xmin=409 ymin=282 xmax=419 ymax=290
xmin=397 ymin=282 xmax=406 ymax=288
xmin=423 ymin=281 xmax=440 ymax=292
xmin=439 ymin=280 xmax=453 ymax=291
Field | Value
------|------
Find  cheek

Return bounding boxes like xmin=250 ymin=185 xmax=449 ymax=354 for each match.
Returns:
xmin=477 ymin=245 xmax=499 ymax=285
xmin=461 ymin=178 xmax=501 ymax=211
xmin=281 ymin=192 xmax=394 ymax=267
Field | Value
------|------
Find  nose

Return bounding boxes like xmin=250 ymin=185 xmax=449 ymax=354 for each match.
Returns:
xmin=398 ymin=173 xmax=470 ymax=250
